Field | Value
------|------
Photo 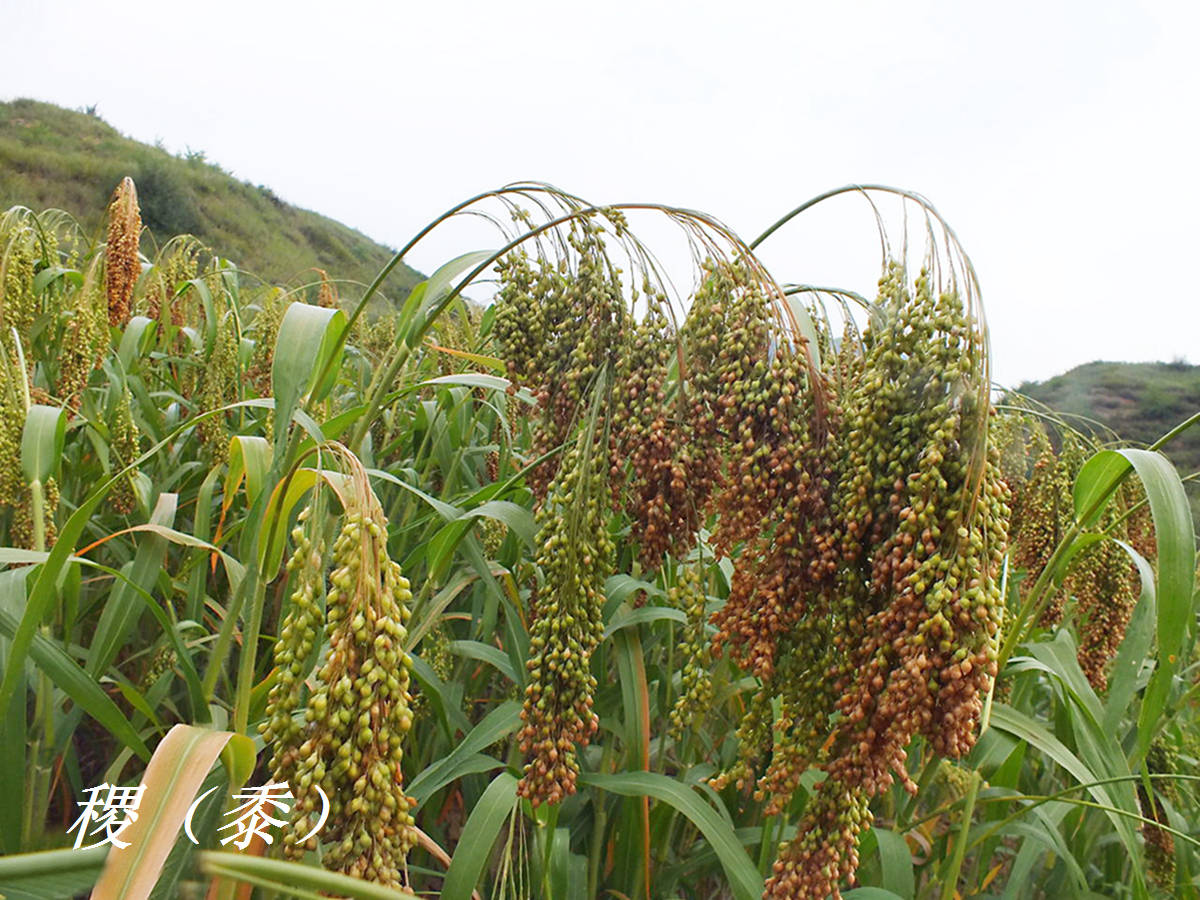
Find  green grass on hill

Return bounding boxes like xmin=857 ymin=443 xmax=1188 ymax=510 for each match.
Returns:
xmin=1017 ymin=360 xmax=1200 ymax=521
xmin=0 ymin=98 xmax=421 ymax=300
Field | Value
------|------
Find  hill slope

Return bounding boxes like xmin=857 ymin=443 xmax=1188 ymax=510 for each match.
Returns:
xmin=1017 ymin=360 xmax=1200 ymax=521
xmin=0 ymin=98 xmax=421 ymax=297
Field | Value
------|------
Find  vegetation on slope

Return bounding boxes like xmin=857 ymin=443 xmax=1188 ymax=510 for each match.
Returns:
xmin=0 ymin=98 xmax=421 ymax=299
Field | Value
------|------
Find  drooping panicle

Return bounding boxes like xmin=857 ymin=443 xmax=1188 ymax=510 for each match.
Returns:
xmin=516 ymin=414 xmax=614 ymax=805
xmin=763 ymin=264 xmax=1009 ymax=900
xmin=261 ymin=451 xmax=418 ymax=888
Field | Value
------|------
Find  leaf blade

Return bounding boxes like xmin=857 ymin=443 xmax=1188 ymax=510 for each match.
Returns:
xmin=440 ymin=772 xmax=519 ymax=900
xmin=578 ymin=771 xmax=763 ymax=900
xmin=90 ymin=724 xmax=236 ymax=900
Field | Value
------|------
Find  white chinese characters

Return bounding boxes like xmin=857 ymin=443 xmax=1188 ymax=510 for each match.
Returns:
xmin=70 ymin=781 xmax=328 ymax=850
xmin=67 ymin=784 xmax=146 ymax=849
xmin=218 ymin=783 xmax=294 ymax=849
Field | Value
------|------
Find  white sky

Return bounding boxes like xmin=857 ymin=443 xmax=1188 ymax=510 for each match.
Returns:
xmin=4 ymin=0 xmax=1197 ymax=387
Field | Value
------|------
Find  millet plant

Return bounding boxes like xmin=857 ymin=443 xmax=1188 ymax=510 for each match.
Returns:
xmin=0 ymin=179 xmax=1196 ymax=900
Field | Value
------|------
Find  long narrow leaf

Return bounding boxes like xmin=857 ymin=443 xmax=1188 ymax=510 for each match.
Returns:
xmin=578 ymin=771 xmax=763 ymax=900
xmin=871 ymin=828 xmax=915 ymax=900
xmin=408 ymin=701 xmax=520 ymax=806
xmin=0 ymin=845 xmax=108 ymax=899
xmin=440 ymin=772 xmax=519 ymax=900
xmin=0 ymin=603 xmax=150 ymax=760
xmin=85 ymin=493 xmax=178 ymax=679
xmin=90 ymin=724 xmax=237 ymax=900
xmin=989 ymin=703 xmax=1142 ymax=868
xmin=0 ymin=400 xmax=266 ymax=714
xmin=20 ymin=405 xmax=67 ymax=484
xmin=198 ymin=852 xmax=418 ymax=900
xmin=1102 ymin=541 xmax=1157 ymax=735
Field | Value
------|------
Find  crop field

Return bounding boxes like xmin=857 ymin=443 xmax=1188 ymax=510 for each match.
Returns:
xmin=0 ymin=178 xmax=1196 ymax=899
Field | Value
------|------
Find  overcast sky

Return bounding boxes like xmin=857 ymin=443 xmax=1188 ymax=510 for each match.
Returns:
xmin=4 ymin=0 xmax=1197 ymax=386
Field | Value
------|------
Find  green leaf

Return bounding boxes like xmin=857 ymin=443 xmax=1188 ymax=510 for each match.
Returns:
xmin=199 ymin=852 xmax=418 ymax=899
xmin=394 ymin=280 xmax=427 ymax=343
xmin=458 ymin=499 xmax=536 ymax=547
xmin=0 ymin=399 xmax=266 ymax=716
xmin=548 ymin=826 xmax=588 ymax=900
xmin=603 ymin=604 xmax=686 ymax=639
xmin=147 ymin=767 xmax=228 ymax=900
xmin=0 ymin=548 xmax=62 ymax=565
xmin=31 ymin=265 xmax=81 ymax=293
xmin=367 ymin=467 xmax=461 ymax=521
xmin=256 ymin=467 xmax=320 ymax=580
xmin=613 ymin=630 xmax=650 ymax=770
xmin=224 ymin=435 xmax=272 ymax=510
xmin=0 ymin=602 xmax=150 ymax=761
xmin=0 ymin=571 xmax=25 ymax=853
xmin=426 ymin=345 xmax=507 ymax=374
xmin=1102 ymin=541 xmax=1156 ymax=735
xmin=20 ymin=404 xmax=67 ymax=484
xmin=182 ymin=276 xmax=217 ymax=355
xmin=85 ymin=493 xmax=178 ymax=680
xmin=219 ymin=733 xmax=258 ymax=787
xmin=1020 ymin=633 xmax=1144 ymax=866
xmin=783 ymin=293 xmax=822 ymax=372
xmin=117 ymin=315 xmax=156 ymax=370
xmin=605 ymin=574 xmax=666 ymax=607
xmin=78 ymin=555 xmax=207 ymax=727
xmin=408 ymin=701 xmax=520 ymax=806
xmin=0 ymin=845 xmax=108 ymax=899
xmin=1124 ymin=452 xmax=1194 ymax=665
xmin=578 ymin=771 xmax=763 ymax=900
xmin=1002 ymin=818 xmax=1090 ymax=896
xmin=121 ymin=522 xmax=244 ymax=588
xmin=1073 ymin=451 xmax=1131 ymax=528
xmin=410 ymin=655 xmax=472 ymax=741
xmin=611 ymin=629 xmax=651 ymax=896
xmin=871 ymin=827 xmax=914 ymax=899
xmin=990 ymin=702 xmax=1141 ymax=864
xmin=1074 ymin=449 xmax=1195 ymax=666
xmin=1070 ymin=446 xmax=1195 ymax=773
xmin=414 ymin=251 xmax=496 ymax=338
xmin=271 ymin=302 xmax=346 ymax=452
xmin=440 ymin=772 xmax=519 ymax=900
xmin=421 ymin=373 xmax=512 ymax=393
xmin=449 ymin=639 xmax=518 ymax=684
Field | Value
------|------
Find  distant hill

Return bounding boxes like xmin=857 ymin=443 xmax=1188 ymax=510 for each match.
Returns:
xmin=0 ymin=98 xmax=422 ymax=299
xmin=1016 ymin=360 xmax=1200 ymax=523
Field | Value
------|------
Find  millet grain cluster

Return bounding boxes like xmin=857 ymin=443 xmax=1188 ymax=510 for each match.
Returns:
xmin=762 ymin=266 xmax=1009 ymax=899
xmin=997 ymin=414 xmax=1154 ymax=692
xmin=104 ymin=177 xmax=141 ymax=328
xmin=495 ymin=230 xmax=1012 ymax=897
xmin=261 ymin=463 xmax=418 ymax=888
xmin=515 ymin=424 xmax=614 ymax=805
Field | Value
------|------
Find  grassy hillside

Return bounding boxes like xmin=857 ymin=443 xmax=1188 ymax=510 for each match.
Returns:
xmin=0 ymin=98 xmax=421 ymax=298
xmin=1017 ymin=360 xmax=1200 ymax=521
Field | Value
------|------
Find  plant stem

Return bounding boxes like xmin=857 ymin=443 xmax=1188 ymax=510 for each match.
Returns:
xmin=25 ymin=479 xmax=54 ymax=849
xmin=898 ymin=747 xmax=940 ymax=828
xmin=588 ymin=742 xmax=616 ymax=898
xmin=202 ymin=427 xmax=308 ymax=714
xmin=756 ymin=812 xmax=779 ymax=875
xmin=30 ymin=479 xmax=45 ymax=553
xmin=232 ymin=573 xmax=266 ymax=736
xmin=538 ymin=801 xmax=559 ymax=899
xmin=940 ymin=769 xmax=980 ymax=900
